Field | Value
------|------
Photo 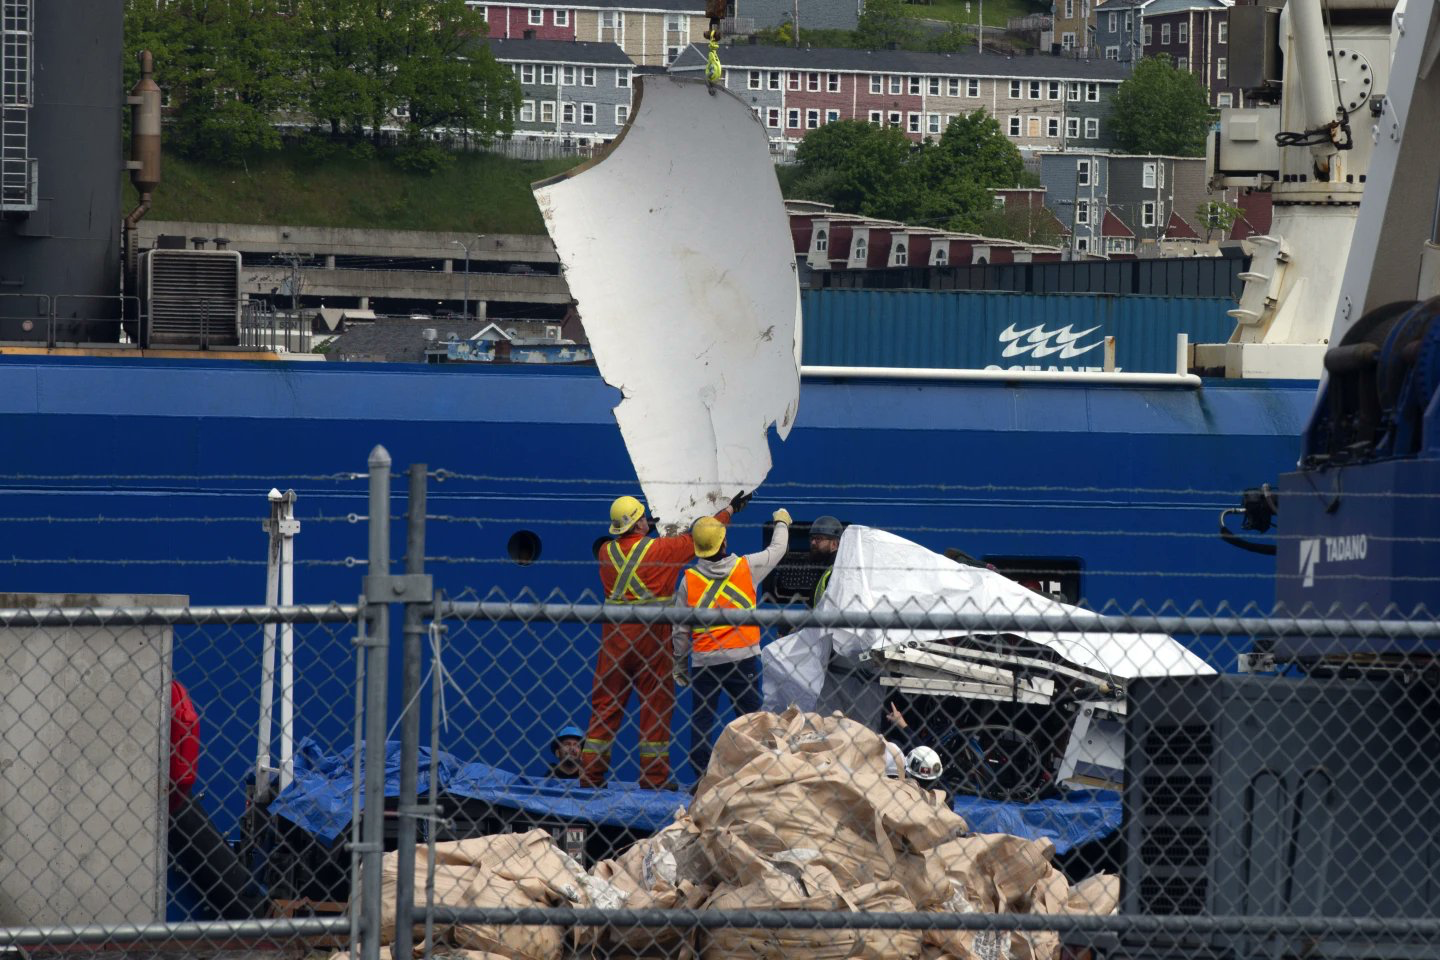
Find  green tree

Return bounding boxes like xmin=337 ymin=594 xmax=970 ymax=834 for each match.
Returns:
xmin=1196 ymin=199 xmax=1241 ymax=241
xmin=1109 ymin=55 xmax=1215 ymax=156
xmin=791 ymin=121 xmax=920 ymax=219
xmin=855 ymin=0 xmax=920 ymax=50
xmin=126 ymin=0 xmax=301 ymax=160
xmin=912 ymin=111 xmax=1029 ymax=230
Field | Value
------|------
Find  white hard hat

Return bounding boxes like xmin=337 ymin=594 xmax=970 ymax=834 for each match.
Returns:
xmin=884 ymin=740 xmax=904 ymax=778
xmin=906 ymin=746 xmax=943 ymax=782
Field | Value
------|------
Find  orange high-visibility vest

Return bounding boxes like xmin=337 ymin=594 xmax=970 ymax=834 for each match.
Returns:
xmin=684 ymin=557 xmax=761 ymax=653
xmin=605 ymin=539 xmax=670 ymax=604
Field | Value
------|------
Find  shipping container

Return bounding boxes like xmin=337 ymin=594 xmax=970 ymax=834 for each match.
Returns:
xmin=801 ymin=289 xmax=1237 ymax=373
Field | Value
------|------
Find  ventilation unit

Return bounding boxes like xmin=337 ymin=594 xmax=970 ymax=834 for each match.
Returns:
xmin=1 ymin=0 xmax=37 ymax=212
xmin=140 ymin=249 xmax=242 ymax=347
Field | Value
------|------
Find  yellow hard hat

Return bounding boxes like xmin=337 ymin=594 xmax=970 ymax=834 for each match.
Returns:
xmin=609 ymin=495 xmax=646 ymax=535
xmin=692 ymin=516 xmax=726 ymax=558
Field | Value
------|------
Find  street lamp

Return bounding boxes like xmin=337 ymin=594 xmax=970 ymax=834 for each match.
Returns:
xmin=449 ymin=235 xmax=483 ymax=320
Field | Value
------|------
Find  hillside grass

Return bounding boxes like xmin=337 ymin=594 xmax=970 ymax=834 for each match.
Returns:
xmin=122 ymin=146 xmax=580 ymax=233
xmin=901 ymin=0 xmax=1046 ymax=28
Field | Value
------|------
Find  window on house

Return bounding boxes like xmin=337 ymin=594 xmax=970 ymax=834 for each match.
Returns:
xmin=929 ymin=77 xmax=940 ymax=95
xmin=1177 ymin=56 xmax=1189 ymax=71
xmin=769 ymin=71 xmax=781 ymax=89
xmin=806 ymin=72 xmax=819 ymax=91
xmin=788 ymin=72 xmax=801 ymax=90
xmin=1085 ymin=116 xmax=1099 ymax=138
xmin=1218 ymin=20 xmax=1228 ymax=43
xmin=1217 ymin=57 xmax=1227 ymax=79
xmin=767 ymin=108 xmax=780 ymax=127
xmin=521 ymin=64 xmax=536 ymax=83
xmin=828 ymin=73 xmax=840 ymax=92
xmin=1179 ymin=21 xmax=1188 ymax=43
xmin=815 ymin=229 xmax=828 ymax=252
xmin=581 ymin=66 xmax=596 ymax=86
xmin=520 ymin=100 xmax=535 ymax=122
xmin=1068 ymin=81 xmax=1081 ymax=101
xmin=1065 ymin=0 xmax=1074 ymax=17
xmin=1125 ymin=11 xmax=1134 ymax=32
xmin=1030 ymin=80 xmax=1042 ymax=99
xmin=1217 ymin=92 xmax=1233 ymax=107
xmin=806 ymin=109 xmax=820 ymax=129
xmin=1077 ymin=159 xmax=1090 ymax=185
xmin=869 ymin=110 xmax=883 ymax=124
xmin=1086 ymin=82 xmax=1099 ymax=101
xmin=888 ymin=110 xmax=902 ymax=126
xmin=929 ymin=113 xmax=942 ymax=134
xmin=617 ymin=69 xmax=631 ymax=87
xmin=871 ymin=74 xmax=882 ymax=94
xmin=1009 ymin=116 xmax=1022 ymax=136
xmin=601 ymin=11 xmax=621 ymax=29
xmin=853 ymin=235 xmax=867 ymax=260
xmin=582 ymin=102 xmax=596 ymax=124
xmin=1010 ymin=80 xmax=1022 ymax=98
xmin=1158 ymin=162 xmax=1165 ymax=187
xmin=615 ymin=104 xmax=629 ymax=124
xmin=1107 ymin=12 xmax=1116 ymax=32
xmin=1047 ymin=116 xmax=1060 ymax=137
xmin=561 ymin=66 xmax=576 ymax=86
xmin=967 ymin=78 xmax=980 ymax=97
xmin=1143 ymin=162 xmax=1156 ymax=188
xmin=908 ymin=112 xmax=921 ymax=133
xmin=894 ymin=242 xmax=908 ymax=266
xmin=890 ymin=75 xmax=903 ymax=94
xmin=540 ymin=100 xmax=555 ymax=122
xmin=1076 ymin=199 xmax=1089 ymax=225
xmin=1066 ymin=116 xmax=1079 ymax=138
xmin=1077 ymin=236 xmax=1090 ymax=252
xmin=747 ymin=70 xmax=760 ymax=89
xmin=934 ymin=246 xmax=948 ymax=264
xmin=555 ymin=9 xmax=568 ymax=25
xmin=909 ymin=76 xmax=922 ymax=94
xmin=1062 ymin=32 xmax=1076 ymax=49
xmin=1106 ymin=46 xmax=1119 ymax=60
xmin=787 ymin=108 xmax=800 ymax=128
xmin=665 ymin=13 xmax=684 ymax=31
xmin=947 ymin=78 xmax=960 ymax=96
xmin=541 ymin=64 xmax=555 ymax=84
xmin=474 ymin=5 xmax=488 ymax=22
xmin=666 ymin=46 xmax=682 ymax=64
xmin=825 ymin=108 xmax=840 ymax=123
xmin=1161 ymin=23 xmax=1171 ymax=43
xmin=562 ymin=102 xmax=576 ymax=123
xmin=1142 ymin=201 xmax=1156 ymax=227
xmin=529 ymin=8 xmax=542 ymax=25
xmin=1144 ymin=23 xmax=1153 ymax=44
xmin=1049 ymin=81 xmax=1061 ymax=99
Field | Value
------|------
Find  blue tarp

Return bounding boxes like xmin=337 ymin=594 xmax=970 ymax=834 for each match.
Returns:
xmin=951 ymin=790 xmax=1122 ymax=855
xmin=271 ymin=741 xmax=1120 ymax=852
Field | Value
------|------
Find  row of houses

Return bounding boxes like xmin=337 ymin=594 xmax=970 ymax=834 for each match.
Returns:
xmin=1053 ymin=0 xmax=1241 ymax=107
xmin=492 ymin=38 xmax=1132 ymax=150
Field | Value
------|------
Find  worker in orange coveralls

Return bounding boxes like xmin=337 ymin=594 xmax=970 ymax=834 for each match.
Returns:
xmin=581 ymin=491 xmax=750 ymax=788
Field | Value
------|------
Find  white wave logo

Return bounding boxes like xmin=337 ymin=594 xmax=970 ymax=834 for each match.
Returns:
xmin=998 ymin=323 xmax=1105 ymax=359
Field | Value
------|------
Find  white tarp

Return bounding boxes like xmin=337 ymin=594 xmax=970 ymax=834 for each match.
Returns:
xmin=763 ymin=526 xmax=1214 ymax=712
xmin=534 ymin=76 xmax=801 ymax=531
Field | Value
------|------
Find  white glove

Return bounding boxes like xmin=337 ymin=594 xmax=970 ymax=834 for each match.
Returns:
xmin=673 ymin=660 xmax=691 ymax=688
xmin=772 ymin=508 xmax=793 ymax=525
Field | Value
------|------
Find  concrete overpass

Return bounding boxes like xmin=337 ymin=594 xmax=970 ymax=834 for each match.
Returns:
xmin=137 ymin=221 xmax=572 ymax=313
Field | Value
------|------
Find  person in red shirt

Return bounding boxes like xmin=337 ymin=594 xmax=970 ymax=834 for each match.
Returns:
xmin=169 ymin=681 xmax=268 ymax=919
xmin=582 ymin=491 xmax=749 ymax=788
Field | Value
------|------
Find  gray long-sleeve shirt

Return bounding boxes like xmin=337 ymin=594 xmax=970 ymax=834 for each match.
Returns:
xmin=672 ymin=521 xmax=790 ymax=668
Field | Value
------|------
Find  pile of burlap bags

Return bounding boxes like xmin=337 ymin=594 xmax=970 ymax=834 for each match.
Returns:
xmin=356 ymin=708 xmax=1117 ymax=960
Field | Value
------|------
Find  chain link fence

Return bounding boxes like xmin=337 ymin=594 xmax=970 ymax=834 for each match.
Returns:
xmin=0 ymin=448 xmax=1437 ymax=960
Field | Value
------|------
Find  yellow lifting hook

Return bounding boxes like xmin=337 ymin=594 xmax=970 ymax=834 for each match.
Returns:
xmin=705 ymin=19 xmax=723 ymax=90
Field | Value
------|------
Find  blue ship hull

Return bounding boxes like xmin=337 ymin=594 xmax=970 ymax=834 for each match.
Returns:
xmin=0 ymin=355 xmax=1315 ymax=832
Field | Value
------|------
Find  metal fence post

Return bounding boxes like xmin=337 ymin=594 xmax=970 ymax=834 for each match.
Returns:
xmin=393 ymin=464 xmax=428 ymax=960
xmin=361 ymin=445 xmax=391 ymax=960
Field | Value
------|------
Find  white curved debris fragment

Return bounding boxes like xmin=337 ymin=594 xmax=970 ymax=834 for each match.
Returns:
xmin=534 ymin=75 xmax=802 ymax=531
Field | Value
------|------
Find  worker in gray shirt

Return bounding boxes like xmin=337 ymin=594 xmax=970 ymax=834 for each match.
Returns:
xmin=672 ymin=508 xmax=791 ymax=780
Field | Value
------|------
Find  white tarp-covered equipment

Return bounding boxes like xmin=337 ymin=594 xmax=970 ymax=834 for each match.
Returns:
xmin=764 ymin=526 xmax=1214 ymax=713
xmin=533 ymin=76 xmax=801 ymax=531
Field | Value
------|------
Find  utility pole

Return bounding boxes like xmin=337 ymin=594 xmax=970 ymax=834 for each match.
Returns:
xmin=449 ymin=235 xmax=482 ymax=320
xmin=978 ymin=0 xmax=984 ymax=52
xmin=793 ymin=0 xmax=800 ymax=46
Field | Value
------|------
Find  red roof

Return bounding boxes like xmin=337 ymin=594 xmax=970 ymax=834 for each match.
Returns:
xmin=1164 ymin=211 xmax=1201 ymax=240
xmin=1101 ymin=210 xmax=1134 ymax=238
xmin=1230 ymin=190 xmax=1272 ymax=240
